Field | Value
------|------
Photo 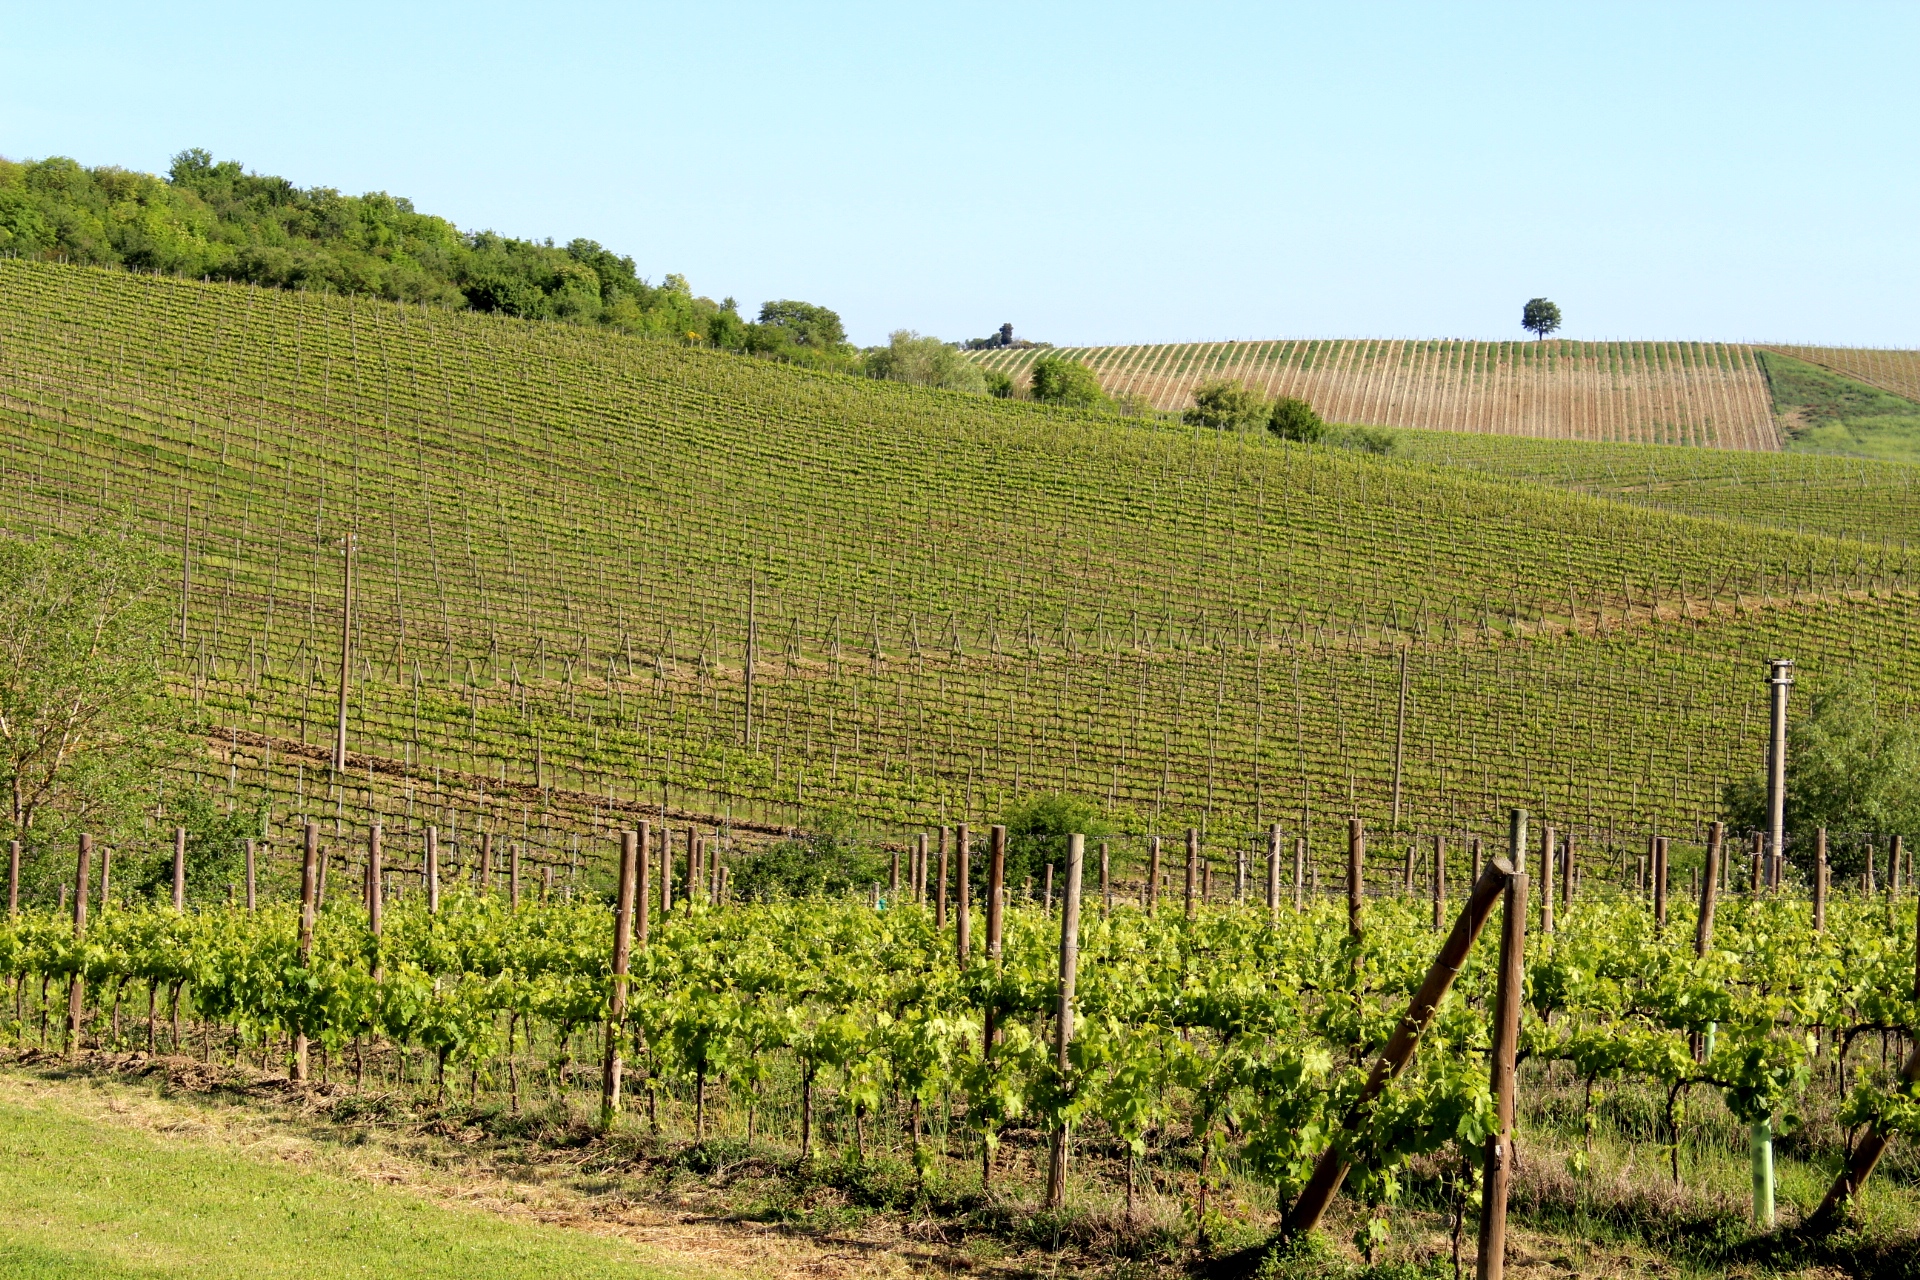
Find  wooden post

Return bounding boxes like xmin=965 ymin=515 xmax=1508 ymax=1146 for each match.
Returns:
xmin=936 ymin=826 xmax=949 ymax=928
xmin=602 ymin=830 xmax=637 ymax=1129
xmin=1653 ymin=836 xmax=1669 ymax=930
xmin=1044 ymin=862 xmax=1054 ymax=912
xmin=1389 ymin=648 xmax=1408 ymax=830
xmin=1563 ymin=832 xmax=1576 ymax=910
xmin=1267 ymin=824 xmax=1282 ymax=919
xmin=1815 ymin=1036 xmax=1920 ymax=1225
xmin=1766 ymin=658 xmax=1793 ymax=890
xmin=1147 ymin=836 xmax=1162 ymax=914
xmin=99 ymin=844 xmax=111 ymax=909
xmin=1283 ymin=855 xmax=1515 ymax=1236
xmin=656 ymin=826 xmax=670 ymax=914
xmin=1100 ymin=841 xmax=1112 ymax=915
xmin=1432 ymin=834 xmax=1446 ymax=930
xmin=987 ymin=825 xmax=1007 ymax=958
xmin=66 ymin=834 xmax=91 ymax=1057
xmin=1347 ymin=817 xmax=1365 ymax=940
xmin=1293 ymin=835 xmax=1306 ymax=911
xmin=333 ymin=535 xmax=353 ymax=772
xmin=1184 ymin=827 xmax=1199 ymax=919
xmin=1044 ymin=833 xmax=1085 ymax=1209
xmin=636 ymin=823 xmax=651 ymax=946
xmin=1540 ymin=826 xmax=1556 ymax=936
xmin=686 ymin=829 xmax=698 ymax=910
xmin=890 ymin=846 xmax=900 ymax=897
xmin=172 ymin=825 xmax=186 ymax=911
xmin=1697 ymin=822 xmax=1721 ymax=956
xmin=479 ymin=833 xmax=493 ymax=892
xmin=955 ymin=823 xmax=971 ymax=960
xmin=1475 ymin=830 xmax=1528 ymax=1280
xmin=244 ymin=838 xmax=257 ymax=911
xmin=510 ymin=841 xmax=523 ymax=910
xmin=7 ymin=840 xmax=17 ymax=918
xmin=916 ymin=832 xmax=929 ymax=904
xmin=293 ymin=822 xmax=318 ymax=1081
xmin=425 ymin=826 xmax=441 ymax=914
xmin=1814 ymin=828 xmax=1828 ymax=933
xmin=367 ymin=823 xmax=384 ymax=980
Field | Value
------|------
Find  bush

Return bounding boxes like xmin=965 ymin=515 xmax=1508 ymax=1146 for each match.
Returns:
xmin=992 ymin=793 xmax=1112 ymax=898
xmin=864 ymin=331 xmax=988 ymax=393
xmin=1028 ymin=355 xmax=1107 ymax=409
xmin=1184 ymin=380 xmax=1268 ymax=430
xmin=1268 ymin=396 xmax=1326 ymax=442
xmin=730 ymin=806 xmax=888 ymax=902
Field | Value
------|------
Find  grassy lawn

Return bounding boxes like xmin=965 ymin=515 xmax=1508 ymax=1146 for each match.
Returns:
xmin=0 ymin=1075 xmax=683 ymax=1280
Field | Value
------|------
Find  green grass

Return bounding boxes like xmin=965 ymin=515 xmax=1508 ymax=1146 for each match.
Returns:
xmin=0 ymin=1078 xmax=675 ymax=1280
xmin=1759 ymin=349 xmax=1920 ymax=464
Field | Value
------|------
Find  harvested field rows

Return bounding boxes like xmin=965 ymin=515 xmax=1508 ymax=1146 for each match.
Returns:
xmin=974 ymin=339 xmax=1780 ymax=448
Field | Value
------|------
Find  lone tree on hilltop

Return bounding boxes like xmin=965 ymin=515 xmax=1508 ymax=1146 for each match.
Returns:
xmin=1522 ymin=297 xmax=1562 ymax=340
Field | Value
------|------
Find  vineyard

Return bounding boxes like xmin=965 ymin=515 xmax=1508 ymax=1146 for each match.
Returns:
xmin=968 ymin=339 xmax=1784 ymax=449
xmin=6 ymin=814 xmax=1918 ymax=1271
xmin=2 ymin=261 xmax=1920 ymax=886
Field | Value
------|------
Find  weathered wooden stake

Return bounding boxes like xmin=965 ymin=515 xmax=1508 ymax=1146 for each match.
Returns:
xmin=66 ymin=834 xmax=91 ymax=1057
xmin=1100 ymin=841 xmax=1112 ymax=915
xmin=1540 ymin=825 xmax=1555 ymax=936
xmin=937 ymin=826 xmax=950 ymax=928
xmin=172 ymin=825 xmax=186 ymax=911
xmin=244 ymin=837 xmax=257 ymax=912
xmin=1293 ymin=835 xmax=1306 ymax=911
xmin=1475 ymin=811 xmax=1529 ymax=1280
xmin=426 ymin=826 xmax=441 ymax=914
xmin=1347 ymin=817 xmax=1365 ymax=940
xmin=636 ymin=823 xmax=652 ymax=946
xmin=1267 ymin=824 xmax=1282 ymax=919
xmin=602 ymin=830 xmax=637 ymax=1129
xmin=510 ymin=841 xmax=523 ymax=910
xmin=1044 ymin=833 xmax=1085 ymax=1209
xmin=1184 ymin=827 xmax=1199 ymax=919
xmin=1653 ymin=835 xmax=1669 ymax=930
xmin=955 ymin=823 xmax=971 ymax=960
xmin=293 ymin=822 xmax=318 ymax=1080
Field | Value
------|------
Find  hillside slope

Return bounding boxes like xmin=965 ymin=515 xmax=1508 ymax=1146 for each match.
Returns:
xmin=1 ymin=261 xmax=1917 ymax=878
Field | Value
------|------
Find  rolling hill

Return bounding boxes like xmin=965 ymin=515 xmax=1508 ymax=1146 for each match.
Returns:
xmin=2 ymin=258 xmax=1918 ymax=883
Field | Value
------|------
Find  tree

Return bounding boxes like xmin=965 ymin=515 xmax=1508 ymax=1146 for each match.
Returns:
xmin=1028 ymin=355 xmax=1107 ymax=409
xmin=1723 ymin=679 xmax=1920 ymax=874
xmin=1522 ymin=298 xmax=1562 ymax=340
xmin=1268 ymin=396 xmax=1327 ymax=443
xmin=756 ymin=300 xmax=847 ymax=348
xmin=1184 ymin=380 xmax=1268 ymax=431
xmin=863 ymin=331 xmax=988 ymax=393
xmin=0 ymin=523 xmax=177 ymax=893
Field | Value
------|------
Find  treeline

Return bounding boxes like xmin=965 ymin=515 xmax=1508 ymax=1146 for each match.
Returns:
xmin=0 ymin=150 xmax=855 ymax=370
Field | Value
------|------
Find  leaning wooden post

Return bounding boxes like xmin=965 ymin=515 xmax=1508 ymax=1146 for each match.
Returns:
xmin=1540 ymin=825 xmax=1556 ymax=936
xmin=367 ymin=823 xmax=384 ymax=981
xmin=1475 ymin=811 xmax=1529 ymax=1280
xmin=244 ymin=838 xmax=257 ymax=912
xmin=1184 ymin=827 xmax=1199 ymax=919
xmin=1815 ymin=1035 xmax=1920 ymax=1226
xmin=1347 ymin=817 xmax=1365 ymax=940
xmin=66 ymin=834 xmax=92 ymax=1057
xmin=1283 ymin=855 xmax=1515 ymax=1236
xmin=292 ymin=822 xmax=318 ymax=1081
xmin=172 ymin=825 xmax=186 ymax=911
xmin=954 ymin=823 xmax=971 ymax=960
xmin=1813 ymin=828 xmax=1828 ymax=933
xmin=1044 ymin=833 xmax=1085 ymax=1209
xmin=1432 ymin=833 xmax=1446 ymax=930
xmin=602 ymin=830 xmax=638 ymax=1130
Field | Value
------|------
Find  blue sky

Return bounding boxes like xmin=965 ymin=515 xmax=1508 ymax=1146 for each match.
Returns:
xmin=4 ymin=2 xmax=1914 ymax=347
